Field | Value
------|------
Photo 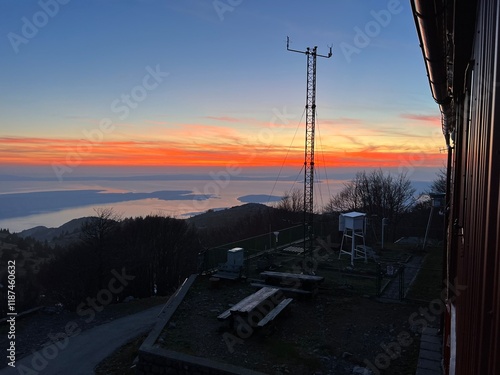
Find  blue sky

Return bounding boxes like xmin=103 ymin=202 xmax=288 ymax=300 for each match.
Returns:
xmin=0 ymin=0 xmax=444 ymax=177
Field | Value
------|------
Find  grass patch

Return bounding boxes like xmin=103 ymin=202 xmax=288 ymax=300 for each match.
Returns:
xmin=267 ymin=339 xmax=299 ymax=359
xmin=264 ymin=338 xmax=322 ymax=371
xmin=406 ymin=246 xmax=443 ymax=301
xmin=94 ymin=333 xmax=146 ymax=375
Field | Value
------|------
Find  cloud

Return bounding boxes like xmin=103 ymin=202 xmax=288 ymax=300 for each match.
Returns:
xmin=203 ymin=116 xmax=243 ymax=123
xmin=400 ymin=113 xmax=440 ymax=123
xmin=0 ymin=133 xmax=446 ymax=170
xmin=143 ymin=120 xmax=171 ymax=126
xmin=320 ymin=117 xmax=362 ymax=126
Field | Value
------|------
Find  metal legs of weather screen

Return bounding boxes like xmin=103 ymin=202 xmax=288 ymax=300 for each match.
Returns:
xmin=376 ymin=263 xmax=406 ymax=300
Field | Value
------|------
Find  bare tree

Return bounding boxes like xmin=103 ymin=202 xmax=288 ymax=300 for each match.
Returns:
xmin=80 ymin=207 xmax=122 ymax=289
xmin=324 ymin=169 xmax=416 ymax=223
xmin=274 ymin=187 xmax=304 ymax=213
xmin=429 ymin=166 xmax=447 ymax=194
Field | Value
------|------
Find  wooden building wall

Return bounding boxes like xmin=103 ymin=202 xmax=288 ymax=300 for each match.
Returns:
xmin=446 ymin=0 xmax=500 ymax=373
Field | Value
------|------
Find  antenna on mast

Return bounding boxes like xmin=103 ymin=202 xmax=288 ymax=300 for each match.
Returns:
xmin=286 ymin=36 xmax=332 ymax=270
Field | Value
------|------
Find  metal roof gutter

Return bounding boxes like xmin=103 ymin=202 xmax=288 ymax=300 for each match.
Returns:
xmin=411 ymin=0 xmax=453 ymax=146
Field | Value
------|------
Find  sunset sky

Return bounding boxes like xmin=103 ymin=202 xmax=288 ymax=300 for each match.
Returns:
xmin=0 ymin=0 xmax=445 ymax=179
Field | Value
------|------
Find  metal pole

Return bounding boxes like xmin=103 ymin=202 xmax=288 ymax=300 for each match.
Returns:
xmin=423 ymin=206 xmax=435 ymax=249
xmin=381 ymin=217 xmax=388 ymax=249
xmin=286 ymin=37 xmax=332 ymax=265
xmin=399 ymin=264 xmax=405 ymax=301
xmin=381 ymin=221 xmax=385 ymax=249
xmin=351 ymin=229 xmax=355 ymax=266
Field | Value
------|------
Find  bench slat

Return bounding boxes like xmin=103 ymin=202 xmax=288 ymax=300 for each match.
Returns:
xmin=257 ymin=298 xmax=293 ymax=327
xmin=260 ymin=271 xmax=324 ymax=282
xmin=217 ymin=310 xmax=232 ymax=321
xmin=217 ymin=287 xmax=279 ymax=320
xmin=212 ymin=271 xmax=240 ymax=280
xmin=250 ymin=282 xmax=312 ymax=295
xmin=231 ymin=287 xmax=279 ymax=313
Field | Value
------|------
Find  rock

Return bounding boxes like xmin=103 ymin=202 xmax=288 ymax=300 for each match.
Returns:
xmin=342 ymin=351 xmax=353 ymax=358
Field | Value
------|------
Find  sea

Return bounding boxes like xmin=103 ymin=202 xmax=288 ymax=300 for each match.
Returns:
xmin=0 ymin=170 xmax=434 ymax=233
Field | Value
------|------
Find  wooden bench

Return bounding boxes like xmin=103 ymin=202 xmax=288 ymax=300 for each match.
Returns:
xmin=213 ymin=264 xmax=243 ymax=280
xmin=260 ymin=271 xmax=324 ymax=293
xmin=261 ymin=271 xmax=324 ymax=282
xmin=212 ymin=270 xmax=241 ymax=280
xmin=257 ymin=298 xmax=293 ymax=327
xmin=217 ymin=309 xmax=232 ymax=321
xmin=250 ymin=282 xmax=312 ymax=296
xmin=217 ymin=287 xmax=293 ymax=333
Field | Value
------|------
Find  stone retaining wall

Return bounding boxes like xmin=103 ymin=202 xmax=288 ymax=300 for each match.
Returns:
xmin=136 ymin=274 xmax=267 ymax=375
xmin=137 ymin=346 xmax=266 ymax=375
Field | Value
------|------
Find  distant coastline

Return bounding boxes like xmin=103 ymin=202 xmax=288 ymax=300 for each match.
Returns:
xmin=0 ymin=171 xmax=434 ymax=233
xmin=0 ymin=189 xmax=213 ymax=221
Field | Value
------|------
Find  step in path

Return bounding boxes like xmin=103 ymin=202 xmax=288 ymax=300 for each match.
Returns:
xmin=416 ymin=327 xmax=443 ymax=375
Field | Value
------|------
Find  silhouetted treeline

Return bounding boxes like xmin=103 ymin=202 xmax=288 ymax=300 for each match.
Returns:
xmin=38 ymin=213 xmax=200 ymax=310
xmin=195 ymin=205 xmax=304 ymax=248
xmin=5 ymin=207 xmax=310 ymax=313
xmin=0 ymin=230 xmax=56 ymax=315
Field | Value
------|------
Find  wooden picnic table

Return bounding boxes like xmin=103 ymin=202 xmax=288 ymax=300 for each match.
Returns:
xmin=260 ymin=271 xmax=324 ymax=282
xmin=260 ymin=271 xmax=324 ymax=292
xmin=229 ymin=286 xmax=279 ymax=314
xmin=218 ymin=287 xmax=291 ymax=330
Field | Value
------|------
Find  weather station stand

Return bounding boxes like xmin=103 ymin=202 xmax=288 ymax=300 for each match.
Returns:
xmin=338 ymin=212 xmax=367 ymax=266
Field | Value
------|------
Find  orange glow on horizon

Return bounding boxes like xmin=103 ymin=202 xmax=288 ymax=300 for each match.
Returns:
xmin=0 ymin=136 xmax=446 ymax=169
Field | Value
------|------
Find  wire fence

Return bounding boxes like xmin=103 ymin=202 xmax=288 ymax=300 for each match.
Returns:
xmin=322 ymin=259 xmax=442 ymax=302
xmin=199 ymin=221 xmax=338 ymax=273
xmin=199 ymin=221 xmax=444 ymax=302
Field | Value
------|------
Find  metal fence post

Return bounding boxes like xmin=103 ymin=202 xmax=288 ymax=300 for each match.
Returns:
xmin=376 ymin=262 xmax=382 ymax=296
xmin=399 ymin=264 xmax=405 ymax=301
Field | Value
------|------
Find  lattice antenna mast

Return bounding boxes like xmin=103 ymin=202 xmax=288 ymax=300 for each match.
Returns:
xmin=287 ymin=37 xmax=332 ymax=259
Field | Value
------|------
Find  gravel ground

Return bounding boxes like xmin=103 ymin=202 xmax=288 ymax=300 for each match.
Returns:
xmin=159 ymin=275 xmax=426 ymax=375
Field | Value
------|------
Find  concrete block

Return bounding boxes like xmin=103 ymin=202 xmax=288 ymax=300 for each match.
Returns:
xmin=422 ymin=327 xmax=439 ymax=336
xmin=420 ymin=348 xmax=442 ymax=361
xmin=417 ymin=358 xmax=442 ymax=371
xmin=415 ymin=368 xmax=442 ymax=375
xmin=420 ymin=340 xmax=442 ymax=352
xmin=420 ymin=334 xmax=442 ymax=345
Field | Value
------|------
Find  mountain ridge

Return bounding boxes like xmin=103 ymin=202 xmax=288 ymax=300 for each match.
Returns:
xmin=15 ymin=203 xmax=275 ymax=244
